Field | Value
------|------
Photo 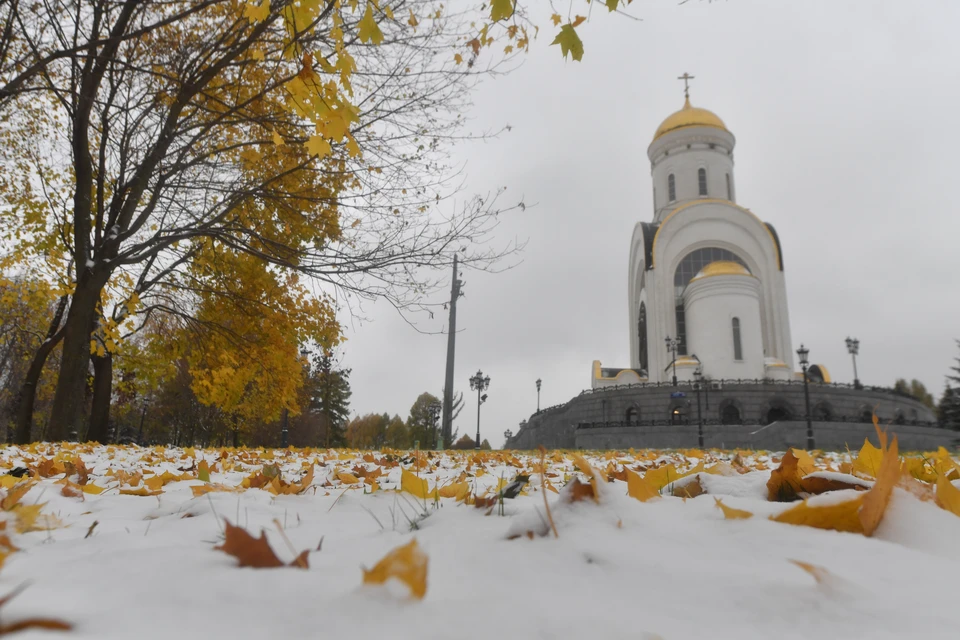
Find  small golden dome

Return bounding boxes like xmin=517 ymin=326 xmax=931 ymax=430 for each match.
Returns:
xmin=691 ymin=260 xmax=751 ymax=281
xmin=653 ymin=97 xmax=728 ymax=141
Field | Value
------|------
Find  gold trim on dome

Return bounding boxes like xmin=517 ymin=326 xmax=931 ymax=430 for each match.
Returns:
xmin=690 ymin=260 xmax=753 ymax=281
xmin=652 ymin=97 xmax=728 ymax=142
xmin=650 ymin=198 xmax=783 ymax=269
xmin=810 ymin=364 xmax=831 ymax=383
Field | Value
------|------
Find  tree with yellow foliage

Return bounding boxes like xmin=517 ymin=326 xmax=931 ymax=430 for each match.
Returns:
xmin=1 ymin=0 xmax=639 ymax=442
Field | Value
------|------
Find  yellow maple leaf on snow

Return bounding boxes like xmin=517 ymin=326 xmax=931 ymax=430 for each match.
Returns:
xmin=770 ymin=495 xmax=865 ymax=534
xmin=936 ymin=473 xmax=960 ymax=518
xmin=362 ymin=539 xmax=428 ymax=599
xmin=400 ymin=468 xmax=437 ymax=500
xmin=625 ymin=468 xmax=658 ymax=502
xmin=714 ymin=498 xmax=753 ymax=520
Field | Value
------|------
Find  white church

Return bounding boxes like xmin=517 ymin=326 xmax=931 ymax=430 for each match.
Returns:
xmin=594 ymin=82 xmax=803 ymax=388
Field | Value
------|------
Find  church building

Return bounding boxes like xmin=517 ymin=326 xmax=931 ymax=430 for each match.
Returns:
xmin=504 ymin=79 xmax=943 ymax=452
xmin=624 ymin=87 xmax=794 ymax=385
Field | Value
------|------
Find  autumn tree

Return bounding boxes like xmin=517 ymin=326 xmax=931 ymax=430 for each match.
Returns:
xmin=406 ymin=392 xmax=441 ymax=448
xmin=346 ymin=413 xmax=388 ymax=449
xmin=1 ymin=0 xmax=641 ymax=443
xmin=893 ymin=378 xmax=935 ymax=410
xmin=451 ymin=434 xmax=476 ymax=450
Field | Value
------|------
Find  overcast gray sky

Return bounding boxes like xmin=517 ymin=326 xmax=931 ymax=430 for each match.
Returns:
xmin=339 ymin=0 xmax=960 ymax=447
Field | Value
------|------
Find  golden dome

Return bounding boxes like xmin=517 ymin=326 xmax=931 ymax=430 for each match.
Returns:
xmin=653 ymin=97 xmax=728 ymax=141
xmin=691 ymin=261 xmax=751 ymax=281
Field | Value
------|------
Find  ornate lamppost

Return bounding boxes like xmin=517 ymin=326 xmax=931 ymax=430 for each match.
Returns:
xmin=503 ymin=428 xmax=513 ymax=448
xmin=469 ymin=369 xmax=490 ymax=450
xmin=665 ymin=336 xmax=681 ymax=386
xmin=797 ymin=344 xmax=814 ymax=450
xmin=693 ymin=366 xmax=704 ymax=448
xmin=845 ymin=336 xmax=861 ymax=389
xmin=536 ymin=378 xmax=542 ymax=413
xmin=428 ymin=400 xmax=442 ymax=450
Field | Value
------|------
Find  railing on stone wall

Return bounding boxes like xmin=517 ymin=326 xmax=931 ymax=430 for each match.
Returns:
xmin=579 ymin=378 xmax=918 ymax=396
xmin=575 ymin=416 xmax=939 ymax=430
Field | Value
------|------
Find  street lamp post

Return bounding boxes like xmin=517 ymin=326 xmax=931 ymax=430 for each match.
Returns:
xmin=693 ymin=367 xmax=704 ymax=448
xmin=536 ymin=378 xmax=542 ymax=413
xmin=665 ymin=336 xmax=681 ymax=386
xmin=469 ymin=370 xmax=490 ymax=450
xmin=797 ymin=344 xmax=814 ymax=451
xmin=428 ymin=401 xmax=442 ymax=450
xmin=845 ymin=336 xmax=861 ymax=389
xmin=137 ymin=399 xmax=150 ymax=446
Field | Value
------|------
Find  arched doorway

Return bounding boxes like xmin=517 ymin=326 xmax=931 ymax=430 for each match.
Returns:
xmin=721 ymin=404 xmax=742 ymax=425
xmin=625 ymin=407 xmax=639 ymax=425
xmin=766 ymin=406 xmax=790 ymax=424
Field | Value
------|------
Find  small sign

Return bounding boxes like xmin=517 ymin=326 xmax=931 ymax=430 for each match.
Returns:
xmin=670 ymin=391 xmax=686 ymax=398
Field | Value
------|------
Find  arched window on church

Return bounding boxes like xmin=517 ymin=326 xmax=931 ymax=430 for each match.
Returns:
xmin=638 ymin=302 xmax=648 ymax=372
xmin=725 ymin=173 xmax=732 ymax=201
xmin=668 ymin=174 xmax=676 ymax=202
xmin=673 ymin=248 xmax=750 ymax=356
xmin=732 ymin=317 xmax=742 ymax=360
xmin=698 ymin=168 xmax=707 ymax=196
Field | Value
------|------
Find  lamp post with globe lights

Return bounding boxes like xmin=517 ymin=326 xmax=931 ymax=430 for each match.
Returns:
xmin=469 ymin=370 xmax=490 ymax=450
xmin=797 ymin=344 xmax=814 ymax=450
xmin=665 ymin=336 xmax=681 ymax=386
xmin=536 ymin=378 xmax=542 ymax=413
xmin=845 ymin=337 xmax=861 ymax=389
xmin=428 ymin=400 xmax=442 ymax=450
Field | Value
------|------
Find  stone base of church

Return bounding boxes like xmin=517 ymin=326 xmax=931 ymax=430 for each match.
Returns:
xmin=573 ymin=421 xmax=958 ymax=452
xmin=505 ymin=381 xmax=949 ymax=451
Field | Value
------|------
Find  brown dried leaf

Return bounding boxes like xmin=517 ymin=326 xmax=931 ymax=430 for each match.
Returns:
xmin=799 ymin=474 xmax=870 ymax=495
xmin=565 ymin=477 xmax=596 ymax=503
xmin=672 ymin=476 xmax=704 ymax=498
xmin=0 ymin=585 xmax=71 ymax=636
xmin=214 ymin=520 xmax=308 ymax=569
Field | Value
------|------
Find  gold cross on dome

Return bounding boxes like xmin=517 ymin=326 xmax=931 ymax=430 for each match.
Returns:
xmin=677 ymin=72 xmax=695 ymax=99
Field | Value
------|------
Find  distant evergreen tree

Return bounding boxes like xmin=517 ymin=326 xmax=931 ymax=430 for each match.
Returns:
xmin=939 ymin=341 xmax=960 ymax=430
xmin=306 ymin=350 xmax=352 ymax=447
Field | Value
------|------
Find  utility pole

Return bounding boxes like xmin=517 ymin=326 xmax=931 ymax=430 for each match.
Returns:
xmin=441 ymin=254 xmax=461 ymax=448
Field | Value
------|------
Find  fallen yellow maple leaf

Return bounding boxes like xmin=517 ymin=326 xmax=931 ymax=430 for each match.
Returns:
xmin=118 ymin=486 xmax=162 ymax=497
xmin=438 ymin=481 xmax=470 ymax=501
xmin=1 ymin=482 xmax=34 ymax=511
xmin=625 ymin=468 xmax=658 ymax=502
xmin=400 ymin=469 xmax=436 ymax=501
xmin=362 ymin=539 xmax=428 ymax=599
xmin=337 ymin=471 xmax=361 ymax=484
xmin=766 ymin=450 xmax=804 ymax=502
xmin=852 ymin=438 xmax=883 ymax=478
xmin=936 ymin=473 xmax=960 ymax=517
xmin=714 ymin=497 xmax=753 ymax=520
xmin=770 ymin=495 xmax=865 ymax=534
xmin=859 ymin=434 xmax=899 ymax=536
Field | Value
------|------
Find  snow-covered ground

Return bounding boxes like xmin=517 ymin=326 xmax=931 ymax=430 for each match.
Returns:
xmin=1 ymin=442 xmax=959 ymax=639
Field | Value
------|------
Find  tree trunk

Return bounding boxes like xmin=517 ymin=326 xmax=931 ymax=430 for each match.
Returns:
xmin=87 ymin=350 xmax=113 ymax=443
xmin=13 ymin=333 xmax=64 ymax=444
xmin=12 ymin=290 xmax=69 ymax=445
xmin=47 ymin=282 xmax=101 ymax=441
